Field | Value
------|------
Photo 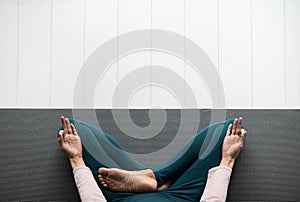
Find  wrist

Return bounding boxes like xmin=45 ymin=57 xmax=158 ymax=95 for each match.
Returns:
xmin=69 ymin=156 xmax=85 ymax=170
xmin=220 ymin=157 xmax=235 ymax=169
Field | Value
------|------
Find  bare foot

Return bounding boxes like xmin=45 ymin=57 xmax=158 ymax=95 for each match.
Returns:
xmin=98 ymin=168 xmax=157 ymax=192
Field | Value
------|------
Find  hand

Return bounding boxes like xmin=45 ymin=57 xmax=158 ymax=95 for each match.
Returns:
xmin=58 ymin=116 xmax=83 ymax=160
xmin=220 ymin=117 xmax=247 ymax=168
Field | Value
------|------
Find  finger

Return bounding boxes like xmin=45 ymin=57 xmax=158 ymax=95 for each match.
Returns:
xmin=70 ymin=123 xmax=78 ymax=136
xmin=61 ymin=116 xmax=64 ymax=123
xmin=236 ymin=117 xmax=243 ymax=135
xmin=226 ymin=124 xmax=232 ymax=136
xmin=241 ymin=129 xmax=247 ymax=140
xmin=58 ymin=131 xmax=65 ymax=147
xmin=232 ymin=118 xmax=238 ymax=135
xmin=58 ymin=130 xmax=64 ymax=146
xmin=65 ymin=118 xmax=72 ymax=134
xmin=58 ymin=130 xmax=63 ymax=138
xmin=58 ymin=130 xmax=64 ymax=137
xmin=61 ymin=116 xmax=68 ymax=134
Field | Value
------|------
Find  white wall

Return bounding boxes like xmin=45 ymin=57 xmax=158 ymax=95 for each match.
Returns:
xmin=0 ymin=0 xmax=299 ymax=108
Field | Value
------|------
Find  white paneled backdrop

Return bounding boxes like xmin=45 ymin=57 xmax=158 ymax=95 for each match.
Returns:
xmin=0 ymin=0 xmax=299 ymax=108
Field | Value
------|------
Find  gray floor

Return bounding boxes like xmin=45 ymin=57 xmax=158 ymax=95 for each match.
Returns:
xmin=0 ymin=109 xmax=299 ymax=201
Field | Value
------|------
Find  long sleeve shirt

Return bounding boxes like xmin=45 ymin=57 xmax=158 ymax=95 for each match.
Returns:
xmin=73 ymin=165 xmax=232 ymax=202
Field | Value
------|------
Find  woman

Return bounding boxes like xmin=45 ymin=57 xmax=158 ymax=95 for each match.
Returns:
xmin=58 ymin=116 xmax=247 ymax=202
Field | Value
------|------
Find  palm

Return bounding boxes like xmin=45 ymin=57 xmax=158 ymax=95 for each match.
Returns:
xmin=61 ymin=133 xmax=82 ymax=159
xmin=58 ymin=117 xmax=83 ymax=159
xmin=222 ymin=117 xmax=247 ymax=160
xmin=222 ymin=135 xmax=243 ymax=160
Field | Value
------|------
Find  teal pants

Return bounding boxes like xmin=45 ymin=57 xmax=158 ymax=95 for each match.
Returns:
xmin=59 ymin=118 xmax=235 ymax=202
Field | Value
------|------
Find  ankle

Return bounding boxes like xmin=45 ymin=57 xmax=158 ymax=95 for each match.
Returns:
xmin=142 ymin=169 xmax=158 ymax=191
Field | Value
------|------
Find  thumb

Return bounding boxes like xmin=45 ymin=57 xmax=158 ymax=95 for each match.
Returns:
xmin=58 ymin=131 xmax=65 ymax=147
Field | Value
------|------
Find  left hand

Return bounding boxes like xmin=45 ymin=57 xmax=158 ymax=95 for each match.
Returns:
xmin=58 ymin=116 xmax=83 ymax=160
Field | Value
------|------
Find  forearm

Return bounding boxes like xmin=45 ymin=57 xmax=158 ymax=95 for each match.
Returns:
xmin=73 ymin=165 xmax=107 ymax=202
xmin=70 ymin=158 xmax=107 ymax=202
xmin=199 ymin=164 xmax=232 ymax=202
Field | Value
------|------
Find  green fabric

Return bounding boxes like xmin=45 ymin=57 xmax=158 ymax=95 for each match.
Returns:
xmin=58 ymin=118 xmax=235 ymax=202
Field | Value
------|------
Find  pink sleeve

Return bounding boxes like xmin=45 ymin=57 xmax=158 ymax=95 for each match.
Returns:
xmin=73 ymin=166 xmax=107 ymax=202
xmin=200 ymin=165 xmax=232 ymax=202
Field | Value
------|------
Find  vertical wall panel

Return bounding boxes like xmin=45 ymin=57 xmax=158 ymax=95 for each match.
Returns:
xmin=219 ymin=0 xmax=252 ymax=108
xmin=18 ymin=0 xmax=51 ymax=107
xmin=185 ymin=0 xmax=218 ymax=108
xmin=51 ymin=0 xmax=84 ymax=108
xmin=252 ymin=0 xmax=285 ymax=108
xmin=118 ymin=0 xmax=151 ymax=108
xmin=152 ymin=0 xmax=185 ymax=108
xmin=0 ymin=0 xmax=18 ymax=107
xmin=86 ymin=0 xmax=118 ymax=108
xmin=285 ymin=0 xmax=300 ymax=108
xmin=0 ymin=0 xmax=299 ymax=109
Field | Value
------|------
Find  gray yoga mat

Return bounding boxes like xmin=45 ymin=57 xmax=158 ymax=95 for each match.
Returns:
xmin=0 ymin=109 xmax=299 ymax=201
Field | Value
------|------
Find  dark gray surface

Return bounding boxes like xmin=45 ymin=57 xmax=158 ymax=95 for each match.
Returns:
xmin=0 ymin=109 xmax=299 ymax=201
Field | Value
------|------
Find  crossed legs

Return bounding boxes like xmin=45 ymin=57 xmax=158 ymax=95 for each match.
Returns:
xmin=97 ymin=118 xmax=246 ymax=193
xmin=58 ymin=116 xmax=247 ymax=200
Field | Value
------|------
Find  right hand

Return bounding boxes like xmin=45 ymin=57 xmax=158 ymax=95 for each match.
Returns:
xmin=221 ymin=117 xmax=247 ymax=166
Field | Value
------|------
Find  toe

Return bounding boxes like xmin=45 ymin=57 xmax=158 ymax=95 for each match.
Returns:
xmin=98 ymin=167 xmax=108 ymax=176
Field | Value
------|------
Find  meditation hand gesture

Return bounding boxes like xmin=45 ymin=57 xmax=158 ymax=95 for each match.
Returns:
xmin=58 ymin=116 xmax=85 ymax=169
xmin=221 ymin=117 xmax=247 ymax=168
